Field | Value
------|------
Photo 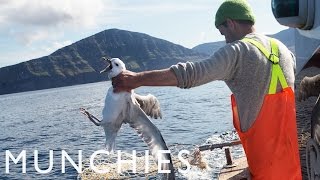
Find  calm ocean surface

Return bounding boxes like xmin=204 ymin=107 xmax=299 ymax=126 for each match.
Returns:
xmin=0 ymin=81 xmax=244 ymax=179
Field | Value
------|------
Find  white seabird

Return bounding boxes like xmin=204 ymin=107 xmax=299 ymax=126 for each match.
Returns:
xmin=80 ymin=57 xmax=175 ymax=180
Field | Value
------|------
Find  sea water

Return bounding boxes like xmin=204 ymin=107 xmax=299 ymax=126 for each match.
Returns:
xmin=0 ymin=81 xmax=244 ymax=179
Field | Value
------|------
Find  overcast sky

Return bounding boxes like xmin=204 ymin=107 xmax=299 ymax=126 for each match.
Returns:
xmin=0 ymin=0 xmax=288 ymax=68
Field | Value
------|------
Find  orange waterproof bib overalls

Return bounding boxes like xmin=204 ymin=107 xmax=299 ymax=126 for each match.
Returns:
xmin=231 ymin=38 xmax=302 ymax=179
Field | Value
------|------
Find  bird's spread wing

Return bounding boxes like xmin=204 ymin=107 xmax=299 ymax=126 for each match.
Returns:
xmin=133 ymin=93 xmax=162 ymax=119
xmin=126 ymin=102 xmax=174 ymax=179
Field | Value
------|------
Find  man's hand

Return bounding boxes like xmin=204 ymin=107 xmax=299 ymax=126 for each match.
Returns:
xmin=112 ymin=70 xmax=141 ymax=93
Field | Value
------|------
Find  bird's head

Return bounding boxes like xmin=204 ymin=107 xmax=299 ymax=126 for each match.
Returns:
xmin=100 ymin=57 xmax=126 ymax=78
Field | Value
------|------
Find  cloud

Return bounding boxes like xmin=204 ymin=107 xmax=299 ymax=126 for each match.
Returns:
xmin=0 ymin=0 xmax=213 ymax=47
xmin=0 ymin=0 xmax=10 ymax=5
xmin=111 ymin=1 xmax=213 ymax=13
xmin=2 ymin=0 xmax=107 ymax=28
xmin=12 ymin=30 xmax=56 ymax=46
xmin=0 ymin=15 xmax=4 ymax=24
xmin=7 ymin=3 xmax=73 ymax=27
xmin=0 ymin=0 xmax=112 ymax=45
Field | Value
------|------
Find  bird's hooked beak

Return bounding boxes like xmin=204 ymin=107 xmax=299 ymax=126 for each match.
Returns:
xmin=100 ymin=57 xmax=113 ymax=73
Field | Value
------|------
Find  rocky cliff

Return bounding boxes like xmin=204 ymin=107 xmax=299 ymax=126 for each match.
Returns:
xmin=0 ymin=29 xmax=206 ymax=95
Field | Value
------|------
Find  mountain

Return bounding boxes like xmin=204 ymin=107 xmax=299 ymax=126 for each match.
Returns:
xmin=269 ymin=28 xmax=295 ymax=53
xmin=0 ymin=29 xmax=206 ymax=95
xmin=192 ymin=41 xmax=225 ymax=56
xmin=192 ymin=28 xmax=295 ymax=56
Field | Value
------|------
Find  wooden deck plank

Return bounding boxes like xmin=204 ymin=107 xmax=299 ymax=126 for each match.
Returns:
xmin=218 ymin=157 xmax=249 ymax=180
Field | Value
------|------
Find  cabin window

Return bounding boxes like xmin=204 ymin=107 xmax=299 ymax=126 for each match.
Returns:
xmin=272 ymin=0 xmax=299 ymax=18
xmin=272 ymin=0 xmax=315 ymax=30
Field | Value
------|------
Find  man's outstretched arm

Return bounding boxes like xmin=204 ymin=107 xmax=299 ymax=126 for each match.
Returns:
xmin=112 ymin=68 xmax=178 ymax=92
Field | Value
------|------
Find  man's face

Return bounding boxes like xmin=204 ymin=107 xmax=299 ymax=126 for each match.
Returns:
xmin=217 ymin=20 xmax=238 ymax=43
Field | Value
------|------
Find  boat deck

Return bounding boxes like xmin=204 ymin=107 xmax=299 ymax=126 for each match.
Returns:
xmin=218 ymin=157 xmax=249 ymax=180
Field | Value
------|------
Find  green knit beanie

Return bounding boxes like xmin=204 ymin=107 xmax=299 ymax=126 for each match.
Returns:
xmin=215 ymin=0 xmax=256 ymax=28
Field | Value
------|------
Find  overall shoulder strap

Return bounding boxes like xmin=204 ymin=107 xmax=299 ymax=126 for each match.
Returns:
xmin=241 ymin=38 xmax=288 ymax=94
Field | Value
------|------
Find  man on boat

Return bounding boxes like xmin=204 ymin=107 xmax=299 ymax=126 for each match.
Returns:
xmin=112 ymin=0 xmax=302 ymax=179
